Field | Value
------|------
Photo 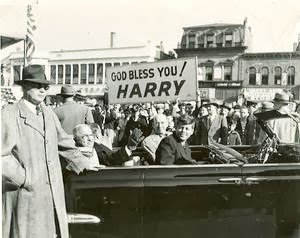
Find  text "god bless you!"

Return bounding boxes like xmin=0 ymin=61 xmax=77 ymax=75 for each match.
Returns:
xmin=107 ymin=58 xmax=197 ymax=104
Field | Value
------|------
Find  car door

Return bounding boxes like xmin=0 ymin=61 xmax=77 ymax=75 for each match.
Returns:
xmin=142 ymin=164 xmax=248 ymax=238
xmin=66 ymin=167 xmax=144 ymax=238
xmin=241 ymin=163 xmax=300 ymax=238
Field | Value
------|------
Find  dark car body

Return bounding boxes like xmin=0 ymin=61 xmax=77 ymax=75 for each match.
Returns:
xmin=66 ymin=112 xmax=300 ymax=238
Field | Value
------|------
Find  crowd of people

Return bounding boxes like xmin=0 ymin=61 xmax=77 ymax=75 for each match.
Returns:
xmin=2 ymin=64 xmax=300 ymax=238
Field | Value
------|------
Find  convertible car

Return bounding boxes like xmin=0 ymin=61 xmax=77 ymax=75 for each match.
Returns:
xmin=66 ymin=111 xmax=300 ymax=238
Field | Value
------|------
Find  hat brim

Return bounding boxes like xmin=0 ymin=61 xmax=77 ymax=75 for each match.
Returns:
xmin=220 ymin=105 xmax=231 ymax=110
xmin=272 ymin=99 xmax=289 ymax=105
xmin=57 ymin=93 xmax=75 ymax=96
xmin=205 ymin=103 xmax=219 ymax=107
xmin=15 ymin=78 xmax=52 ymax=85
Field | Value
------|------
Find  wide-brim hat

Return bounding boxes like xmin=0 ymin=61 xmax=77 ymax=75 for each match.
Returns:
xmin=220 ymin=102 xmax=232 ymax=110
xmin=261 ymin=101 xmax=274 ymax=110
xmin=156 ymin=103 xmax=165 ymax=109
xmin=273 ymin=92 xmax=290 ymax=104
xmin=57 ymin=85 xmax=75 ymax=96
xmin=205 ymin=98 xmax=219 ymax=107
xmin=246 ymin=100 xmax=258 ymax=107
xmin=15 ymin=65 xmax=51 ymax=85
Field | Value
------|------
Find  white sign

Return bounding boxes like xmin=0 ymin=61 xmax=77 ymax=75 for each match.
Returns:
xmin=106 ymin=58 xmax=197 ymax=104
xmin=243 ymin=88 xmax=283 ymax=101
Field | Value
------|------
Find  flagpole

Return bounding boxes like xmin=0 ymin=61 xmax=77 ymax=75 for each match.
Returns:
xmin=23 ymin=38 xmax=27 ymax=67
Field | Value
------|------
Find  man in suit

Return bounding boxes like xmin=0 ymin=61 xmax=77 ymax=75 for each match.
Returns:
xmin=142 ymin=114 xmax=168 ymax=164
xmin=156 ymin=114 xmax=197 ymax=165
xmin=54 ymin=85 xmax=94 ymax=135
xmin=192 ymin=98 xmax=228 ymax=145
xmin=72 ymin=124 xmax=143 ymax=167
xmin=2 ymin=65 xmax=97 ymax=238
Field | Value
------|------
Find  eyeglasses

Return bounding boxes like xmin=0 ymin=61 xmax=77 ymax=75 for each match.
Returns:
xmin=80 ymin=134 xmax=94 ymax=139
xmin=27 ymin=83 xmax=50 ymax=90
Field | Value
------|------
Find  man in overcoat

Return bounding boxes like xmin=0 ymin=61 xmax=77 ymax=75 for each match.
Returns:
xmin=2 ymin=65 xmax=97 ymax=238
xmin=54 ymin=85 xmax=94 ymax=135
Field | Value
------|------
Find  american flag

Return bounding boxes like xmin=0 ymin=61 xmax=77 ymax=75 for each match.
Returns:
xmin=26 ymin=5 xmax=37 ymax=64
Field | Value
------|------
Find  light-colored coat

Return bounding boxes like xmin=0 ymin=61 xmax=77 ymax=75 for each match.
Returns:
xmin=2 ymin=100 xmax=88 ymax=238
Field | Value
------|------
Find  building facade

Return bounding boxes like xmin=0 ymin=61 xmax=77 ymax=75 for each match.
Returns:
xmin=1 ymin=41 xmax=173 ymax=101
xmin=175 ymin=18 xmax=252 ymax=100
xmin=240 ymin=52 xmax=300 ymax=101
xmin=175 ymin=18 xmax=300 ymax=101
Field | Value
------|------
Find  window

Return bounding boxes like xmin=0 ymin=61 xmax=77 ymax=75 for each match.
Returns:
xmin=180 ymin=34 xmax=188 ymax=49
xmin=13 ymin=65 xmax=21 ymax=83
xmin=80 ymin=64 xmax=87 ymax=84
xmin=206 ymin=34 xmax=214 ymax=48
xmin=249 ymin=67 xmax=256 ymax=85
xmin=224 ymin=66 xmax=232 ymax=81
xmin=188 ymin=33 xmax=196 ymax=48
xmin=73 ymin=64 xmax=79 ymax=84
xmin=215 ymin=33 xmax=223 ymax=47
xmin=197 ymin=34 xmax=204 ymax=48
xmin=287 ymin=66 xmax=295 ymax=85
xmin=105 ymin=63 xmax=112 ymax=79
xmin=58 ymin=65 xmax=63 ymax=84
xmin=205 ymin=66 xmax=213 ymax=81
xmin=114 ymin=62 xmax=120 ymax=67
xmin=261 ymin=67 xmax=269 ymax=85
xmin=96 ymin=63 xmax=103 ymax=84
xmin=65 ymin=64 xmax=71 ymax=84
xmin=88 ymin=64 xmax=95 ymax=84
xmin=225 ymin=34 xmax=233 ymax=47
xmin=274 ymin=66 xmax=282 ymax=85
xmin=50 ymin=65 xmax=56 ymax=84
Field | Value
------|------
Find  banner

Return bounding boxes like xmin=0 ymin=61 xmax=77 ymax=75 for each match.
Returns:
xmin=106 ymin=58 xmax=197 ymax=104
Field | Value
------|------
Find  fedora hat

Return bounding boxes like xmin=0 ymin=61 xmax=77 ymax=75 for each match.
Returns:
xmin=220 ymin=102 xmax=232 ymax=110
xmin=58 ymin=85 xmax=75 ymax=96
xmin=261 ymin=101 xmax=274 ymax=110
xmin=273 ymin=92 xmax=290 ymax=104
xmin=16 ymin=65 xmax=50 ymax=85
xmin=205 ymin=98 xmax=219 ymax=107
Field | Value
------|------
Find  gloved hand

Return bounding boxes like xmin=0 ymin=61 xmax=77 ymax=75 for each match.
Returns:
xmin=127 ymin=128 xmax=145 ymax=150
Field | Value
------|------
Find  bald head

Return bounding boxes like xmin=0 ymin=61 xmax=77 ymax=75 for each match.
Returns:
xmin=73 ymin=124 xmax=94 ymax=148
xmin=152 ymin=114 xmax=167 ymax=136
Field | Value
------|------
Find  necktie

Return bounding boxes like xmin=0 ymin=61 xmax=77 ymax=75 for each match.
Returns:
xmin=36 ymin=105 xmax=42 ymax=116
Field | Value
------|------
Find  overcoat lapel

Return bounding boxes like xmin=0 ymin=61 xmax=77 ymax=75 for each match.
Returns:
xmin=18 ymin=100 xmax=45 ymax=137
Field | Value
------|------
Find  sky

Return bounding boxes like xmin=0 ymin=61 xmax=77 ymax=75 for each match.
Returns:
xmin=1 ymin=0 xmax=300 ymax=55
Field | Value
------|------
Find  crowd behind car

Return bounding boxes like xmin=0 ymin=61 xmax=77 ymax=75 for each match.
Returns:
xmin=2 ymin=85 xmax=300 ymax=167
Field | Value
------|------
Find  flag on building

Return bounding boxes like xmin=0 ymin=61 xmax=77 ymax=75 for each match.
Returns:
xmin=26 ymin=5 xmax=37 ymax=64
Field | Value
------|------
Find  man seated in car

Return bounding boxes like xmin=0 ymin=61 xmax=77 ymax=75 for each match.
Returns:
xmin=72 ymin=124 xmax=142 ymax=167
xmin=142 ymin=114 xmax=168 ymax=164
xmin=156 ymin=114 xmax=198 ymax=165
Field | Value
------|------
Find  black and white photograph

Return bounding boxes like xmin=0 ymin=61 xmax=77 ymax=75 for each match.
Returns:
xmin=1 ymin=0 xmax=300 ymax=237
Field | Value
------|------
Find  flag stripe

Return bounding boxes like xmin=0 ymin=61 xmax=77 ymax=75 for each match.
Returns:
xmin=26 ymin=4 xmax=37 ymax=63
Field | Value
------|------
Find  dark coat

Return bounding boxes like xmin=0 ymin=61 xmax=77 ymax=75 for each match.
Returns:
xmin=2 ymin=100 xmax=89 ymax=238
xmin=54 ymin=101 xmax=94 ymax=134
xmin=94 ymin=143 xmax=131 ymax=166
xmin=192 ymin=114 xmax=228 ymax=145
xmin=236 ymin=115 xmax=257 ymax=145
xmin=156 ymin=133 xmax=197 ymax=165
xmin=120 ymin=116 xmax=150 ymax=146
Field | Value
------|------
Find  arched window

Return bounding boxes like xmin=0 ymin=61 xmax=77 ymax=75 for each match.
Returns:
xmin=287 ymin=66 xmax=295 ymax=85
xmin=205 ymin=66 xmax=213 ymax=81
xmin=249 ymin=67 xmax=256 ymax=85
xmin=261 ymin=67 xmax=269 ymax=85
xmin=274 ymin=66 xmax=282 ymax=85
xmin=224 ymin=66 xmax=232 ymax=81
